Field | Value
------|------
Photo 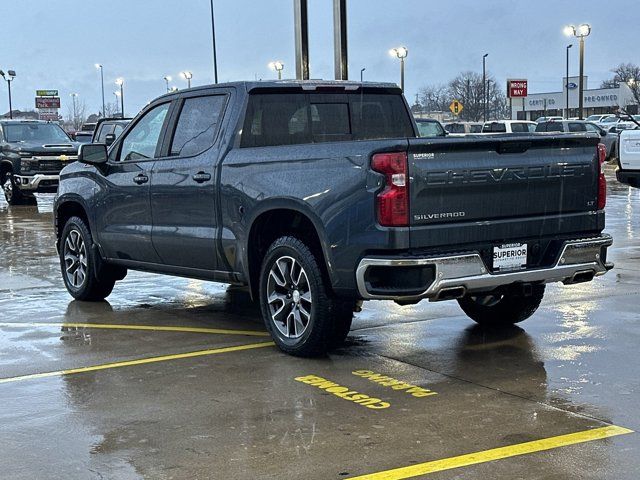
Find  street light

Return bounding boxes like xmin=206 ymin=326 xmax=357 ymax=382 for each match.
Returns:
xmin=163 ymin=75 xmax=172 ymax=93
xmin=180 ymin=71 xmax=193 ymax=88
xmin=389 ymin=47 xmax=408 ymax=93
xmin=565 ymin=44 xmax=573 ymax=118
xmin=482 ymin=53 xmax=489 ymax=122
xmin=95 ymin=64 xmax=105 ymax=117
xmin=268 ymin=61 xmax=284 ymax=80
xmin=360 ymin=67 xmax=366 ymax=83
xmin=115 ymin=78 xmax=124 ymax=117
xmin=70 ymin=93 xmax=78 ymax=129
xmin=564 ymin=23 xmax=591 ymax=119
xmin=0 ymin=69 xmax=16 ymax=119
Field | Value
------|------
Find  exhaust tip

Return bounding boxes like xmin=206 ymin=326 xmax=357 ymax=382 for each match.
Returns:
xmin=435 ymin=286 xmax=467 ymax=301
xmin=566 ymin=270 xmax=596 ymax=284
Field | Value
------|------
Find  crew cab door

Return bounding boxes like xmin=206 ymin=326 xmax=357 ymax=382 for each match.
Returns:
xmin=149 ymin=92 xmax=229 ymax=271
xmin=94 ymin=102 xmax=172 ymax=263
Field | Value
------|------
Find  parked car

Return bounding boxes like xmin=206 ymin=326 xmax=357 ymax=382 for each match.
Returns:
xmin=534 ymin=116 xmax=562 ymax=123
xmin=1 ymin=120 xmax=79 ymax=205
xmin=482 ymin=120 xmax=537 ymax=133
xmin=535 ymin=120 xmax=618 ymax=160
xmin=54 ymin=80 xmax=612 ymax=357
xmin=443 ymin=122 xmax=483 ymax=135
xmin=73 ymin=131 xmax=93 ymax=143
xmin=92 ymin=118 xmax=131 ymax=146
xmin=80 ymin=122 xmax=97 ymax=132
xmin=586 ymin=114 xmax=614 ymax=123
xmin=414 ymin=118 xmax=447 ymax=137
xmin=616 ymin=117 xmax=640 ymax=188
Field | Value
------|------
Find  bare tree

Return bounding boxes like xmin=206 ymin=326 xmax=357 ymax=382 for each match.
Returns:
xmin=104 ymin=101 xmax=120 ymax=118
xmin=417 ymin=84 xmax=450 ymax=113
xmin=600 ymin=63 xmax=640 ymax=105
xmin=65 ymin=98 xmax=87 ymax=130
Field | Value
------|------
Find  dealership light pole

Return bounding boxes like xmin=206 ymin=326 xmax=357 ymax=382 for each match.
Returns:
xmin=564 ymin=24 xmax=591 ymax=119
xmin=0 ymin=70 xmax=16 ymax=119
xmin=95 ymin=64 xmax=105 ymax=117
xmin=565 ymin=44 xmax=572 ymax=118
xmin=163 ymin=76 xmax=172 ymax=93
xmin=70 ymin=93 xmax=78 ymax=129
xmin=360 ymin=67 xmax=365 ymax=83
xmin=269 ymin=61 xmax=284 ymax=80
xmin=115 ymin=78 xmax=124 ymax=117
xmin=482 ymin=53 xmax=488 ymax=122
xmin=210 ymin=0 xmax=218 ymax=83
xmin=390 ymin=47 xmax=408 ymax=93
xmin=181 ymin=71 xmax=193 ymax=88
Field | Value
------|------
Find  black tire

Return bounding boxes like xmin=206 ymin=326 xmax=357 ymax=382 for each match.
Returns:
xmin=329 ymin=300 xmax=355 ymax=348
xmin=59 ymin=216 xmax=118 ymax=301
xmin=3 ymin=171 xmax=29 ymax=205
xmin=457 ymin=285 xmax=545 ymax=327
xmin=259 ymin=236 xmax=352 ymax=357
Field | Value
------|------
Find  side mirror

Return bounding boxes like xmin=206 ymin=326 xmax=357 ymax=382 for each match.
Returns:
xmin=600 ymin=130 xmax=607 ymax=136
xmin=78 ymin=143 xmax=108 ymax=165
xmin=104 ymin=133 xmax=116 ymax=146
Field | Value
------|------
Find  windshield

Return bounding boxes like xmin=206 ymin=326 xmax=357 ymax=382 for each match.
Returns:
xmin=4 ymin=123 xmax=70 ymax=143
xmin=416 ymin=121 xmax=445 ymax=137
xmin=601 ymin=116 xmax=618 ymax=123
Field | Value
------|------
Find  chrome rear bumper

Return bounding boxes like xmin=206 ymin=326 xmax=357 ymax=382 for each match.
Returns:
xmin=356 ymin=235 xmax=613 ymax=301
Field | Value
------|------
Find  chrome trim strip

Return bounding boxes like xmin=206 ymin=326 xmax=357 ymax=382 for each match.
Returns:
xmin=356 ymin=235 xmax=613 ymax=301
xmin=14 ymin=174 xmax=60 ymax=190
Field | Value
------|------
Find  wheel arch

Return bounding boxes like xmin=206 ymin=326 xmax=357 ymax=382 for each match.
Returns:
xmin=55 ymin=196 xmax=94 ymax=250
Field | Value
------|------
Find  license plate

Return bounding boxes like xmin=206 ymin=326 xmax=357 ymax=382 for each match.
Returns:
xmin=493 ymin=243 xmax=527 ymax=271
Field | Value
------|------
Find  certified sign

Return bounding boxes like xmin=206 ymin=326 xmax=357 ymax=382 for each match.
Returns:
xmin=507 ymin=79 xmax=528 ymax=98
xmin=493 ymin=243 xmax=527 ymax=271
xmin=36 ymin=89 xmax=59 ymax=97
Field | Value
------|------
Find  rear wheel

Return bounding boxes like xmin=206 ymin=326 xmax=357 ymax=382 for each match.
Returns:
xmin=259 ymin=236 xmax=352 ymax=357
xmin=457 ymin=285 xmax=545 ymax=327
xmin=60 ymin=216 xmax=121 ymax=301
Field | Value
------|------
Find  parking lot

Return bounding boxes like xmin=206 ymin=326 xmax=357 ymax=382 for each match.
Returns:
xmin=0 ymin=166 xmax=638 ymax=479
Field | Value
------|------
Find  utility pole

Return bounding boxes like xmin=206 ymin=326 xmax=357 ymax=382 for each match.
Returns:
xmin=210 ymin=0 xmax=218 ymax=83
xmin=482 ymin=53 xmax=488 ymax=122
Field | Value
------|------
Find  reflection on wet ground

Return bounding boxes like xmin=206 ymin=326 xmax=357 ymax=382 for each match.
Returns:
xmin=0 ymin=168 xmax=638 ymax=479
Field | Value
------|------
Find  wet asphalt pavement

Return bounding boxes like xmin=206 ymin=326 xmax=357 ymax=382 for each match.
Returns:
xmin=0 ymin=165 xmax=638 ymax=479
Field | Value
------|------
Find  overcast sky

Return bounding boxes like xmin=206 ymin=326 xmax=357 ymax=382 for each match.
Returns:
xmin=1 ymin=0 xmax=637 ymax=117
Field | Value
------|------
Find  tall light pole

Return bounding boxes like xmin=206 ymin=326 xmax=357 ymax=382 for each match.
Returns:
xmin=163 ymin=76 xmax=172 ymax=93
xmin=564 ymin=24 xmax=591 ymax=119
xmin=95 ymin=64 xmax=105 ymax=117
xmin=482 ymin=53 xmax=489 ymax=122
xmin=113 ymin=91 xmax=121 ymax=117
xmin=360 ymin=67 xmax=366 ymax=83
xmin=268 ymin=61 xmax=284 ymax=80
xmin=181 ymin=71 xmax=193 ymax=88
xmin=210 ymin=0 xmax=218 ymax=83
xmin=115 ymin=78 xmax=124 ymax=117
xmin=390 ymin=47 xmax=408 ymax=93
xmin=70 ymin=93 xmax=78 ymax=129
xmin=0 ymin=70 xmax=16 ymax=119
xmin=565 ymin=44 xmax=573 ymax=118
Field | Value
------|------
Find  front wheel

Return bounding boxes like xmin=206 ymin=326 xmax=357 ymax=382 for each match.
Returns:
xmin=457 ymin=285 xmax=545 ymax=327
xmin=259 ymin=236 xmax=352 ymax=357
xmin=59 ymin=216 xmax=121 ymax=301
xmin=3 ymin=172 xmax=30 ymax=205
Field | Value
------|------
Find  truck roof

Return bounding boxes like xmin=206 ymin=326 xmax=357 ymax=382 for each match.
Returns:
xmin=0 ymin=119 xmax=53 ymax=125
xmin=156 ymin=80 xmax=401 ymax=100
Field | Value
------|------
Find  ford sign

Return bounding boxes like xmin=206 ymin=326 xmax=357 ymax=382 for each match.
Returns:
xmin=567 ymin=82 xmax=578 ymax=89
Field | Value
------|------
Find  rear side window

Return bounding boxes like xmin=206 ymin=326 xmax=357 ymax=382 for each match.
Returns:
xmin=483 ymin=122 xmax=507 ymax=133
xmin=510 ymin=122 xmax=528 ymax=133
xmin=241 ymin=92 xmax=413 ymax=147
xmin=568 ymin=122 xmax=586 ymax=132
xmin=469 ymin=124 xmax=482 ymax=133
xmin=170 ymin=95 xmax=226 ymax=156
xmin=535 ymin=122 xmax=564 ymax=132
xmin=445 ymin=123 xmax=465 ymax=134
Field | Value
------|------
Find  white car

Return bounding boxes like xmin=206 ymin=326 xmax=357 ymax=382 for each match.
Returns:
xmin=534 ymin=116 xmax=563 ymax=123
xmin=586 ymin=114 xmax=614 ymax=123
xmin=616 ymin=127 xmax=640 ymax=188
xmin=482 ymin=120 xmax=537 ymax=133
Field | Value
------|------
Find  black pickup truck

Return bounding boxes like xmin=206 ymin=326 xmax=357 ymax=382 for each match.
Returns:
xmin=54 ymin=81 xmax=612 ymax=356
xmin=1 ymin=120 xmax=79 ymax=205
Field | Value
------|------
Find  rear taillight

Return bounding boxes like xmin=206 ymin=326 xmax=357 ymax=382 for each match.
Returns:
xmin=371 ymin=152 xmax=409 ymax=226
xmin=597 ymin=143 xmax=607 ymax=210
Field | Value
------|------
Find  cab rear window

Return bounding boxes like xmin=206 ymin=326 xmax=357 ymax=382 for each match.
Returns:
xmin=241 ymin=92 xmax=414 ymax=147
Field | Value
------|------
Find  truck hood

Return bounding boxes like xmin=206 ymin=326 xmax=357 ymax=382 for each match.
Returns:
xmin=7 ymin=141 xmax=80 ymax=156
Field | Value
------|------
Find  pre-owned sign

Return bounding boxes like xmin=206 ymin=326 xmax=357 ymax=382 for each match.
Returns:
xmin=35 ymin=97 xmax=61 ymax=108
xmin=507 ymin=79 xmax=528 ymax=98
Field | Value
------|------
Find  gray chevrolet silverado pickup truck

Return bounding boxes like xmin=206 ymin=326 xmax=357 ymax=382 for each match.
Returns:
xmin=54 ymin=80 xmax=612 ymax=356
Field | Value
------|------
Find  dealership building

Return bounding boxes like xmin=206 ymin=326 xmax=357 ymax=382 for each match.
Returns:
xmin=510 ymin=75 xmax=637 ymax=120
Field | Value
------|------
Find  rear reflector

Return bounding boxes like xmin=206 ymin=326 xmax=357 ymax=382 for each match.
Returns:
xmin=371 ymin=152 xmax=409 ymax=227
xmin=597 ymin=143 xmax=606 ymax=210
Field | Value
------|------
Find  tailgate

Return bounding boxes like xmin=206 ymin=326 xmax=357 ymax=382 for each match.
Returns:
xmin=407 ymin=134 xmax=601 ymax=248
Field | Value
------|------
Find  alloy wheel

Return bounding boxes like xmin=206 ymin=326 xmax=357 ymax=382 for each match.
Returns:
xmin=266 ymin=256 xmax=313 ymax=338
xmin=64 ymin=229 xmax=88 ymax=288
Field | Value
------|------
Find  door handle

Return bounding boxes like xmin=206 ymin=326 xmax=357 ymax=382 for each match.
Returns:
xmin=133 ymin=174 xmax=149 ymax=185
xmin=192 ymin=171 xmax=212 ymax=183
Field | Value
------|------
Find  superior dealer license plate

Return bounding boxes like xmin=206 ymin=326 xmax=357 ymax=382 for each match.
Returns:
xmin=493 ymin=243 xmax=528 ymax=271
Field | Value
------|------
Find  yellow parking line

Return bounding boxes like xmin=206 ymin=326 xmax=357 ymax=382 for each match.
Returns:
xmin=0 ymin=341 xmax=275 ymax=384
xmin=349 ymin=425 xmax=633 ymax=480
xmin=0 ymin=322 xmax=269 ymax=337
